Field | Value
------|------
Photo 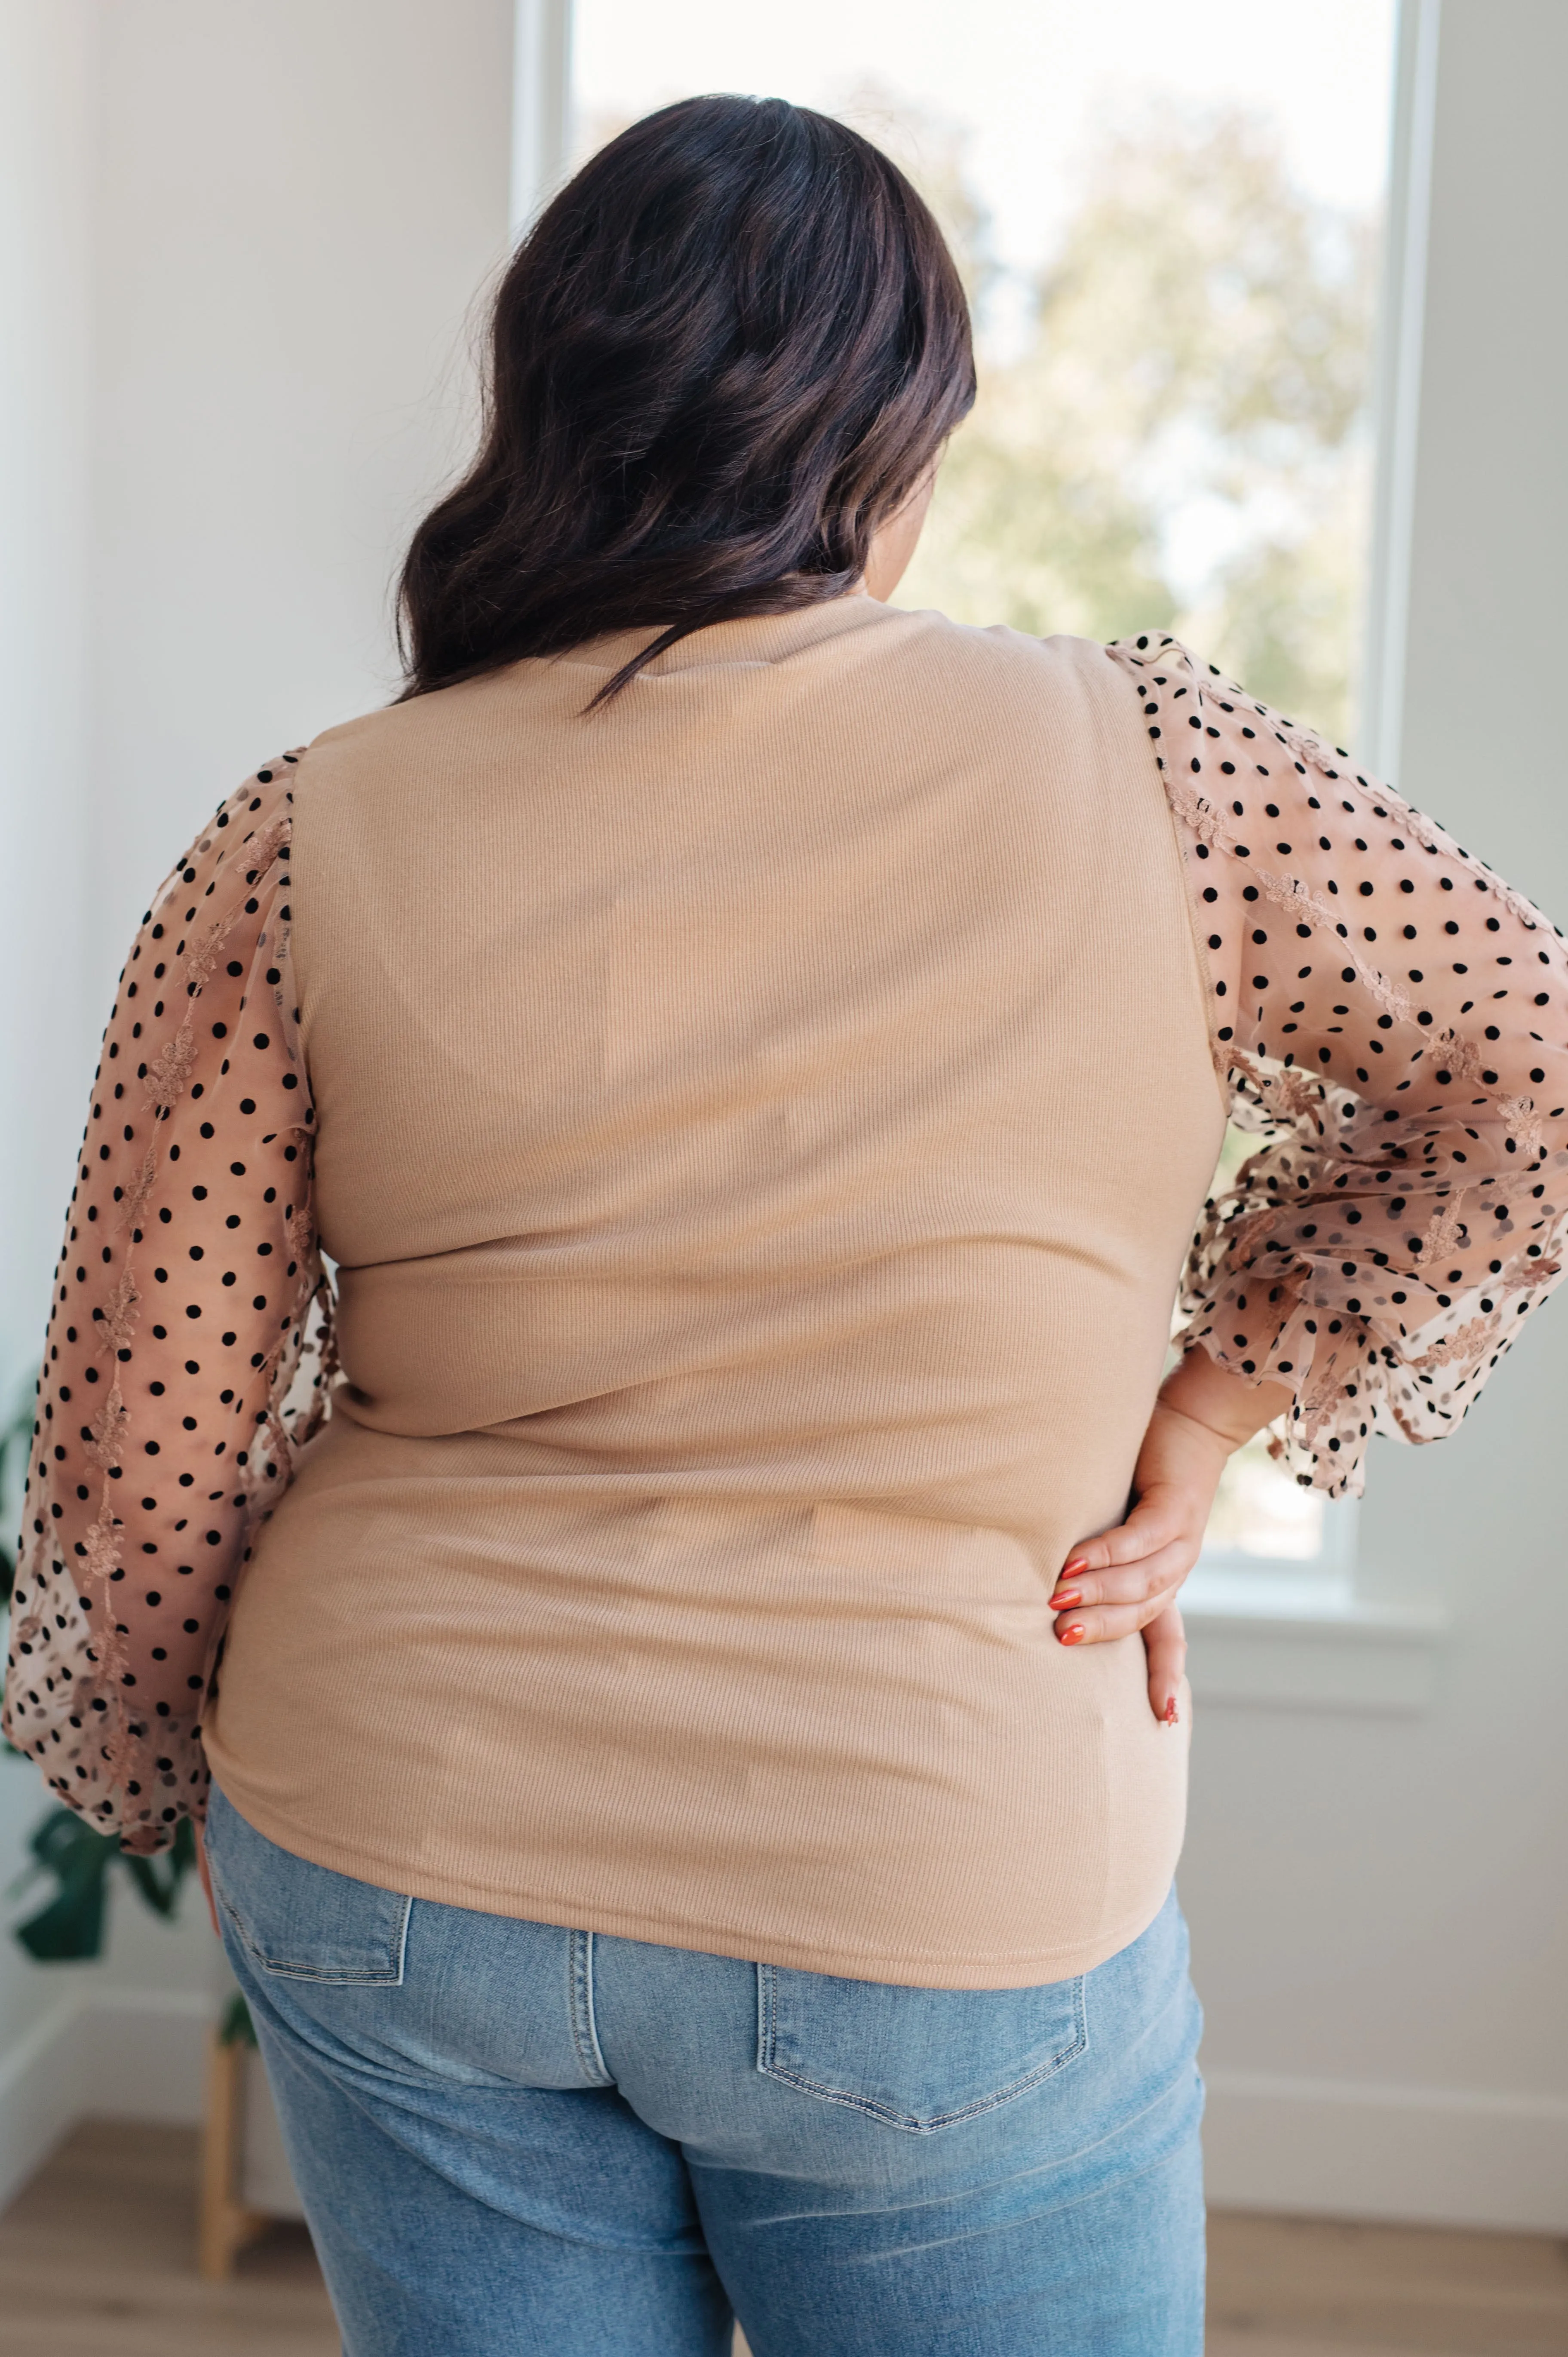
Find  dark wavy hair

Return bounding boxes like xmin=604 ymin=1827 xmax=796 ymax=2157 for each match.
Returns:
xmin=396 ymin=94 xmax=975 ymax=703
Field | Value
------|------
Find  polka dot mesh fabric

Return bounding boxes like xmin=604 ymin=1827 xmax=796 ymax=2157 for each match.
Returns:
xmin=3 ymin=766 xmax=332 ymax=1851
xmin=1108 ymin=635 xmax=1568 ymax=1497
xmin=7 ymin=633 xmax=1568 ymax=1851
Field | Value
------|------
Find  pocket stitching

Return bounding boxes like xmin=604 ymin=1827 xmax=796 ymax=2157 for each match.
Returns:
xmin=568 ymin=1930 xmax=614 ymax=2086
xmin=755 ymin=1964 xmax=1088 ymax=2134
xmin=217 ymin=1883 xmax=413 ymax=1986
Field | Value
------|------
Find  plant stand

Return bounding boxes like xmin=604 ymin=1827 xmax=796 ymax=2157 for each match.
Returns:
xmin=198 ymin=2030 xmax=270 ymax=2279
xmin=198 ymin=2024 xmax=308 ymax=2278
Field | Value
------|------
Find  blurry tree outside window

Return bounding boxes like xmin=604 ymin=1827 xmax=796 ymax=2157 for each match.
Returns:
xmin=892 ymin=100 xmax=1378 ymax=755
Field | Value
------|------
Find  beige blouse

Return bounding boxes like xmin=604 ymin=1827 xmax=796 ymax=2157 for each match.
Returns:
xmin=7 ymin=608 xmax=1566 ymax=1985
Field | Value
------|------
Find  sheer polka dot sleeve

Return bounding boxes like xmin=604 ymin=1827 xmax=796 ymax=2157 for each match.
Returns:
xmin=1108 ymin=634 xmax=1568 ymax=1497
xmin=3 ymin=761 xmax=333 ymax=1852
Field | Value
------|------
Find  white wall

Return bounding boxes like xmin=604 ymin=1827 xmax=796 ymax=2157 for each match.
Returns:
xmin=0 ymin=0 xmax=515 ymax=2211
xmin=1189 ymin=0 xmax=1568 ymax=2231
xmin=0 ymin=1752 xmax=221 ymax=2213
xmin=0 ymin=0 xmax=106 ymax=2200
xmin=87 ymin=0 xmax=517 ymax=1006
xmin=0 ymin=0 xmax=96 ymax=1405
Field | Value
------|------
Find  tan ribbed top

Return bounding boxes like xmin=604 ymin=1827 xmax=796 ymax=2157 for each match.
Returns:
xmin=205 ymin=598 xmax=1223 ymax=1983
xmin=17 ymin=609 xmax=1566 ymax=1947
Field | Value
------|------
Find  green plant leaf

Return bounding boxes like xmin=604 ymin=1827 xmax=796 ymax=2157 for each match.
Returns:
xmin=9 ymin=1805 xmax=196 ymax=1962
xmin=12 ymin=1814 xmax=119 ymax=1961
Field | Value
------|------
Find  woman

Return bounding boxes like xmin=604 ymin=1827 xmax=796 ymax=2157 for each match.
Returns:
xmin=7 ymin=94 xmax=1566 ymax=2355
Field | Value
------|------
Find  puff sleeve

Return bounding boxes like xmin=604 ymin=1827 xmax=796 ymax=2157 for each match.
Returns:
xmin=1108 ymin=634 xmax=1568 ymax=1497
xmin=3 ymin=759 xmax=334 ymax=1851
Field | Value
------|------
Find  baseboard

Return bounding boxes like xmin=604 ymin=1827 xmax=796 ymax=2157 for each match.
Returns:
xmin=0 ymin=1991 xmax=87 ymax=2214
xmin=9 ymin=1996 xmax=1565 ymax=2234
xmin=1204 ymin=2067 xmax=1568 ymax=2232
xmin=0 ymin=1984 xmax=211 ymax=2213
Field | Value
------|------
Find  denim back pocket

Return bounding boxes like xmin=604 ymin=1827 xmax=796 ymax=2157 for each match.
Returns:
xmin=756 ymin=1958 xmax=1086 ymax=2133
xmin=205 ymin=1785 xmax=412 ymax=1986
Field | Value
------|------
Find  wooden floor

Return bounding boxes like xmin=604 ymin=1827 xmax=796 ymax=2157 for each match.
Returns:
xmin=0 ymin=2123 xmax=335 ymax=2357
xmin=0 ymin=2121 xmax=1564 ymax=2355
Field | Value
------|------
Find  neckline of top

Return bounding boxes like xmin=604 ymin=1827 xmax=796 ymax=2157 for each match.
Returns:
xmin=549 ymin=588 xmax=901 ymax=678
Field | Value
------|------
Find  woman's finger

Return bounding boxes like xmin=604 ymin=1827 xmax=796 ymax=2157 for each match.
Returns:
xmin=1056 ymin=1478 xmax=1210 ymax=1582
xmin=1142 ymin=1605 xmax=1188 ymax=1725
xmin=1048 ymin=1542 xmax=1199 ymax=1615
xmin=1052 ymin=1537 xmax=1197 ymax=1624
xmin=1056 ymin=1504 xmax=1183 ymax=1579
xmin=1052 ymin=1541 xmax=1196 ymax=1647
xmin=195 ymin=1820 xmax=221 ymax=1941
xmin=1055 ymin=1596 xmax=1182 ymax=1648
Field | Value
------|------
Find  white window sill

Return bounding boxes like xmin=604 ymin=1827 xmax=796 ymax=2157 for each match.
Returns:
xmin=1181 ymin=1565 xmax=1448 ymax=1715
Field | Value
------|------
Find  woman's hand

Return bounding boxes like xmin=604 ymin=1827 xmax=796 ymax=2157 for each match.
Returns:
xmin=195 ymin=1818 xmax=221 ymax=1940
xmin=1049 ymin=1347 xmax=1294 ymax=1722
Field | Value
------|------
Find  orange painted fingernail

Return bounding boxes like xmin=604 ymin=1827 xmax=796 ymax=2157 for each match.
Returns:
xmin=1163 ymin=1697 xmax=1179 ymax=1726
xmin=1061 ymin=1557 xmax=1090 ymax=1577
xmin=1059 ymin=1623 xmax=1086 ymax=1645
xmin=1050 ymin=1588 xmax=1082 ymax=1609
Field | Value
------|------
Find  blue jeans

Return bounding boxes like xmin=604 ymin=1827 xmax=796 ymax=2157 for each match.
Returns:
xmin=206 ymin=1784 xmax=1204 ymax=2355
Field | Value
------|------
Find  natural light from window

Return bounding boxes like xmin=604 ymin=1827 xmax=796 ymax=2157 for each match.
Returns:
xmin=571 ymin=0 xmax=1398 ymax=1568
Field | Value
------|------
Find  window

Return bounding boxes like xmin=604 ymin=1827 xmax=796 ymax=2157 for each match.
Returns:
xmin=569 ymin=0 xmax=1398 ymax=1568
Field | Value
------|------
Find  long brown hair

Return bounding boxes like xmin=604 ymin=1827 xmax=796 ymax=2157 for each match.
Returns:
xmin=396 ymin=95 xmax=974 ymax=703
